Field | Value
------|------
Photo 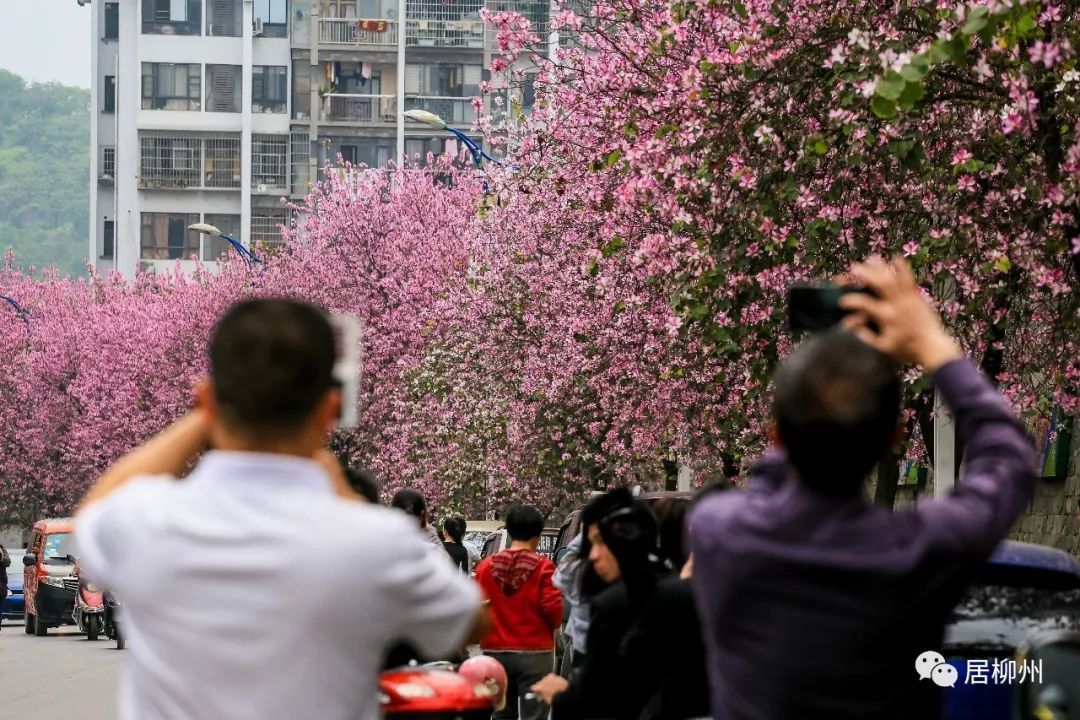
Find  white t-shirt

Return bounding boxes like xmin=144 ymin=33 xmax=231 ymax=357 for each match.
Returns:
xmin=76 ymin=451 xmax=481 ymax=720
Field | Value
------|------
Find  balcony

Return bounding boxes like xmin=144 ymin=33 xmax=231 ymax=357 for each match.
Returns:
xmin=322 ymin=93 xmax=398 ymax=124
xmin=318 ymin=18 xmax=399 ymax=47
xmin=403 ymin=96 xmax=477 ymax=127
xmin=405 ymin=18 xmax=485 ymax=49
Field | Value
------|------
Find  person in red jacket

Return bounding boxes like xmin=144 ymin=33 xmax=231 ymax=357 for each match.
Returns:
xmin=476 ymin=505 xmax=563 ymax=720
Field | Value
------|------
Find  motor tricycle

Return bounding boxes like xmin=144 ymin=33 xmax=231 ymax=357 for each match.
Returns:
xmin=71 ymin=563 xmax=106 ymax=641
xmin=380 ymin=656 xmax=506 ymax=719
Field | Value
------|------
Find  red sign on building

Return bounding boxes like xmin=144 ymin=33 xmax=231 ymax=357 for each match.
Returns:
xmin=358 ymin=20 xmax=389 ymax=32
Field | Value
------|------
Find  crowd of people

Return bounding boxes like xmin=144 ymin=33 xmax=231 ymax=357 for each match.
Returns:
xmin=72 ymin=257 xmax=1039 ymax=720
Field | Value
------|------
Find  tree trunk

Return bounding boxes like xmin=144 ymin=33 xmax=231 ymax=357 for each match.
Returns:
xmin=662 ymin=458 xmax=678 ymax=491
xmin=873 ymin=446 xmax=901 ymax=508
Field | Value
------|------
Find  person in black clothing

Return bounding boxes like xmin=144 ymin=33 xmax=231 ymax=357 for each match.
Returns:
xmin=531 ymin=489 xmax=661 ymax=720
xmin=0 ymin=544 xmax=9 ymax=633
xmin=442 ymin=517 xmax=470 ymax=573
xmin=620 ymin=486 xmax=728 ymax=720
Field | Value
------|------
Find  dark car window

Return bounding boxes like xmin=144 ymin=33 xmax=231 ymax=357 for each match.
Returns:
xmin=42 ymin=533 xmax=77 ymax=565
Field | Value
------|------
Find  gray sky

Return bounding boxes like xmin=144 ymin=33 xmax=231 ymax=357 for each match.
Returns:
xmin=0 ymin=2 xmax=90 ymax=88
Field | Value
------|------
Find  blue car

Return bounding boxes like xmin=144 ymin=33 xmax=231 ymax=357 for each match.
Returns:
xmin=944 ymin=541 xmax=1080 ymax=720
xmin=2 ymin=549 xmax=25 ymax=622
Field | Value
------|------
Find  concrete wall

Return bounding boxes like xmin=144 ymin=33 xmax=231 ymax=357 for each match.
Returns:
xmin=874 ymin=428 xmax=1080 ymax=558
xmin=1009 ymin=427 xmax=1080 ymax=556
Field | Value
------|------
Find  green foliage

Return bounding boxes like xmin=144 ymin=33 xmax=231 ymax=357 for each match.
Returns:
xmin=0 ymin=70 xmax=89 ymax=277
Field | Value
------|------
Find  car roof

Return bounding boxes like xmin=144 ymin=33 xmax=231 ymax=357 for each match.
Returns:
xmin=462 ymin=521 xmax=503 ymax=534
xmin=33 ymin=517 xmax=75 ymax=533
xmin=988 ymin=540 xmax=1080 ymax=577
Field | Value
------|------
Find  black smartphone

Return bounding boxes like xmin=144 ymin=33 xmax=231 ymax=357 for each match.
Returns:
xmin=787 ymin=284 xmax=873 ymax=333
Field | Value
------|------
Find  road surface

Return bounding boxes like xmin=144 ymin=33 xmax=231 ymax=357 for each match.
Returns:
xmin=0 ymin=617 xmax=122 ymax=719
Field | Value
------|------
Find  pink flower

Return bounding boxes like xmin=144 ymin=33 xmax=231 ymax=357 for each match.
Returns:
xmin=951 ymin=149 xmax=972 ymax=167
xmin=902 ymin=240 xmax=920 ymax=257
xmin=957 ymin=175 xmax=976 ymax=192
xmin=1001 ymin=112 xmax=1024 ymax=135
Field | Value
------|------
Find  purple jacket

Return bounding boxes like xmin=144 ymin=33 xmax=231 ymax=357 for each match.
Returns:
xmin=688 ymin=358 xmax=1035 ymax=720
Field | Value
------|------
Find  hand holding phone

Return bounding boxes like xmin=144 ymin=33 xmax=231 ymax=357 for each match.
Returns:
xmin=787 ymin=284 xmax=875 ymax=334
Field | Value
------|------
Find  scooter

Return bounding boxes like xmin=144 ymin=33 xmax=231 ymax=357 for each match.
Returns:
xmin=379 ymin=656 xmax=506 ymax=719
xmin=104 ymin=590 xmax=124 ymax=650
xmin=71 ymin=565 xmax=106 ymax=641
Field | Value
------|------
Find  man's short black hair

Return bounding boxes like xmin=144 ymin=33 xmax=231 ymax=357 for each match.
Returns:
xmin=345 ymin=466 xmax=380 ymax=504
xmin=390 ymin=488 xmax=427 ymax=518
xmin=210 ymin=299 xmax=336 ymax=438
xmin=505 ymin=505 xmax=545 ymax=541
xmin=773 ymin=329 xmax=902 ymax=496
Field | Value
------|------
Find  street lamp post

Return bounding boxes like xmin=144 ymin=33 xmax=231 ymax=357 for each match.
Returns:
xmin=187 ymin=223 xmax=262 ymax=267
xmin=0 ymin=294 xmax=29 ymax=325
xmin=403 ymin=109 xmax=500 ymax=168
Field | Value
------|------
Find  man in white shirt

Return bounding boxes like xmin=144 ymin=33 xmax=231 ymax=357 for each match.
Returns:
xmin=76 ymin=299 xmax=486 ymax=720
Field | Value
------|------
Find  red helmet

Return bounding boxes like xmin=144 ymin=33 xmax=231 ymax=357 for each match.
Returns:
xmin=458 ymin=655 xmax=509 ymax=710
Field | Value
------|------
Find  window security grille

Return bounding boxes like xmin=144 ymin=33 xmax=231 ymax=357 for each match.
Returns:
xmin=252 ymin=135 xmax=289 ymax=190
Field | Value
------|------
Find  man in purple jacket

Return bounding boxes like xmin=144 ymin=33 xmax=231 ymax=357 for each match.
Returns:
xmin=689 ymin=258 xmax=1035 ymax=720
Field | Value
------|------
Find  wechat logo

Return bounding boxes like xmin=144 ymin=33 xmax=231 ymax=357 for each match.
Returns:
xmin=915 ymin=650 xmax=958 ymax=688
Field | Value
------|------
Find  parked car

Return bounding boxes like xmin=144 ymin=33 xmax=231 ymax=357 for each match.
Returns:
xmin=2 ymin=549 xmax=25 ymax=623
xmin=462 ymin=520 xmax=503 ymax=564
xmin=22 ymin=518 xmax=78 ymax=636
xmin=479 ymin=527 xmax=561 ymax=561
xmin=943 ymin=540 xmax=1080 ymax=720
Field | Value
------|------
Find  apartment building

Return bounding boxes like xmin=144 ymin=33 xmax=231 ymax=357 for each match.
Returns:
xmin=89 ymin=0 xmax=549 ymax=277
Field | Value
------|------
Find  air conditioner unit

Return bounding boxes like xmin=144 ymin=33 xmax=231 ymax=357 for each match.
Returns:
xmin=253 ymin=17 xmax=265 ymax=36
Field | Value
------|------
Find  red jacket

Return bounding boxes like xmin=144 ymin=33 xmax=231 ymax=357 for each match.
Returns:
xmin=476 ymin=547 xmax=563 ymax=651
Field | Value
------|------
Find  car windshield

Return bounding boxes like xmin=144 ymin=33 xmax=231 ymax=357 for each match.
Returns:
xmin=945 ymin=583 xmax=1080 ymax=654
xmin=41 ymin=533 xmax=77 ymax=565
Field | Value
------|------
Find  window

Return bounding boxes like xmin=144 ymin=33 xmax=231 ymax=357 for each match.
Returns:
xmin=104 ymin=76 xmax=116 ymax=113
xmin=202 ymin=214 xmax=239 ymax=260
xmin=142 ymin=0 xmax=202 ymax=35
xmin=140 ymin=133 xmax=202 ymax=188
xmin=207 ymin=0 xmax=242 ymax=36
xmin=204 ymin=135 xmax=242 ymax=188
xmin=102 ymin=147 xmax=116 ymax=178
xmin=252 ymin=66 xmax=287 ymax=113
xmin=205 ymin=65 xmax=242 ymax=113
xmin=253 ymin=0 xmax=288 ymax=37
xmin=140 ymin=212 xmax=201 ymax=260
xmin=142 ymin=63 xmax=201 ymax=111
xmin=42 ymin=533 xmax=78 ymax=565
xmin=252 ymin=135 xmax=288 ymax=190
xmin=405 ymin=138 xmax=430 ymax=160
xmin=290 ymin=130 xmax=310 ymax=194
xmin=405 ymin=63 xmax=465 ymax=97
xmin=292 ymin=60 xmax=311 ymax=119
xmin=340 ymin=145 xmax=358 ymax=165
xmin=251 ymin=209 xmax=288 ymax=252
xmin=139 ymin=131 xmax=242 ymax=189
xmin=102 ymin=220 xmax=115 ymax=259
xmin=104 ymin=2 xmax=119 ymax=39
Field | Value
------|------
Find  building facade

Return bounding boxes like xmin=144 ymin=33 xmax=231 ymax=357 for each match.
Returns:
xmin=89 ymin=0 xmax=545 ymax=277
